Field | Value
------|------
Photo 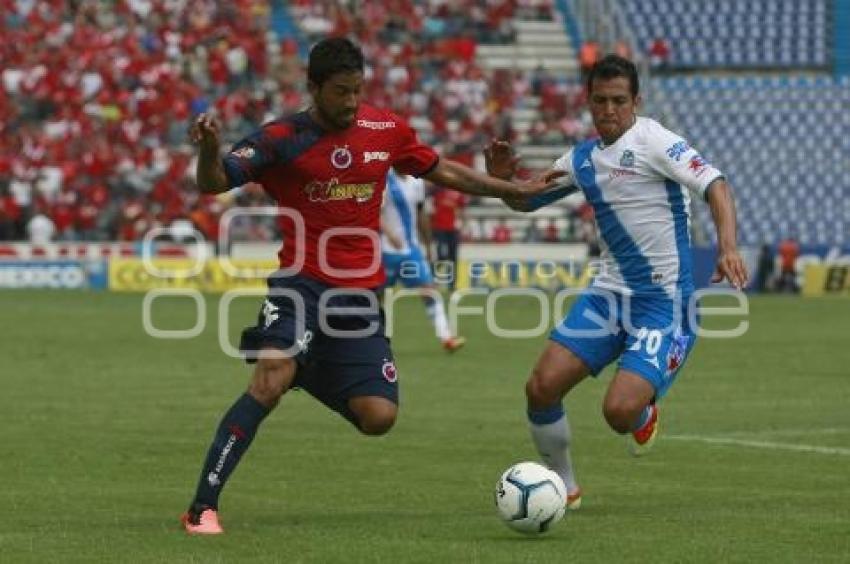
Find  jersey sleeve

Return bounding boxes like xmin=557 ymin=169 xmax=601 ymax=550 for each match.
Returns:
xmin=551 ymin=148 xmax=576 ymax=180
xmin=516 ymin=148 xmax=578 ymax=211
xmin=221 ymin=122 xmax=289 ymax=188
xmin=391 ymin=118 xmax=440 ymax=178
xmin=646 ymin=123 xmax=723 ymax=199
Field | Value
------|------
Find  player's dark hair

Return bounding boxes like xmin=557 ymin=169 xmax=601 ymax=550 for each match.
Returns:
xmin=307 ymin=37 xmax=365 ymax=86
xmin=586 ymin=54 xmax=639 ymax=97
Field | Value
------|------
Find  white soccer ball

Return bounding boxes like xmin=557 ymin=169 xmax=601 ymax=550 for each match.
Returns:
xmin=495 ymin=461 xmax=567 ymax=534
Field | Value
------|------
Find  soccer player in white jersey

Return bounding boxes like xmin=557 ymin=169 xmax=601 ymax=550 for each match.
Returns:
xmin=381 ymin=169 xmax=466 ymax=351
xmin=485 ymin=55 xmax=748 ymax=509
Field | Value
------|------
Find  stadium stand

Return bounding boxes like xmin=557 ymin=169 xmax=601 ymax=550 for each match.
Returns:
xmin=0 ymin=0 xmax=590 ymax=245
xmin=0 ymin=0 xmax=279 ymax=243
xmin=620 ymin=0 xmax=831 ymax=70
xmin=2 ymin=0 xmax=844 ymax=250
xmin=658 ymin=75 xmax=849 ymax=246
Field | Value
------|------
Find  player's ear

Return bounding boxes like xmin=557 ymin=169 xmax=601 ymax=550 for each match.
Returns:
xmin=307 ymin=80 xmax=320 ymax=98
xmin=634 ymin=94 xmax=642 ymax=110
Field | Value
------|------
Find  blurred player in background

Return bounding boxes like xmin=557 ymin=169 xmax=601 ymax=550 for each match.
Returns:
xmin=429 ymin=186 xmax=466 ymax=290
xmin=381 ymin=169 xmax=466 ymax=352
xmin=182 ymin=37 xmax=551 ymax=534
xmin=485 ymin=54 xmax=748 ymax=509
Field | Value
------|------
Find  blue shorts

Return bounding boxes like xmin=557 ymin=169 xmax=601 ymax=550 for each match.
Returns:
xmin=383 ymin=247 xmax=433 ymax=287
xmin=240 ymin=273 xmax=398 ymax=423
xmin=550 ymin=290 xmax=698 ymax=398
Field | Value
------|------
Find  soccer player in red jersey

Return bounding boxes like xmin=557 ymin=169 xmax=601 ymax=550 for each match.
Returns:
xmin=180 ymin=37 xmax=551 ymax=534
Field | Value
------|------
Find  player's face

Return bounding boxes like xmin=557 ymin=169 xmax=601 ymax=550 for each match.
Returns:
xmin=310 ymin=71 xmax=364 ymax=130
xmin=588 ymin=76 xmax=640 ymax=144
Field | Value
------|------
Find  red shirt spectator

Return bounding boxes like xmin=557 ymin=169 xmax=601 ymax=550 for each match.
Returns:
xmin=431 ymin=188 xmax=467 ymax=232
xmin=777 ymin=238 xmax=799 ymax=274
xmin=51 ymin=203 xmax=76 ymax=235
xmin=492 ymin=220 xmax=512 ymax=243
xmin=649 ymin=38 xmax=671 ymax=68
xmin=579 ymin=41 xmax=601 ymax=74
xmin=0 ymin=193 xmax=21 ymax=223
xmin=543 ymin=219 xmax=559 ymax=243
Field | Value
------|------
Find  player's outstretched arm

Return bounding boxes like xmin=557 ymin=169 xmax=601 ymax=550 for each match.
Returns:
xmin=422 ymin=158 xmax=551 ymax=199
xmin=483 ymin=140 xmax=576 ymax=212
xmin=189 ymin=113 xmax=229 ymax=194
xmin=706 ymin=178 xmax=748 ymax=289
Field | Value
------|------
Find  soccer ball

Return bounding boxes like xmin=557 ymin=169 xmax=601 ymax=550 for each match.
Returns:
xmin=495 ymin=461 xmax=567 ymax=534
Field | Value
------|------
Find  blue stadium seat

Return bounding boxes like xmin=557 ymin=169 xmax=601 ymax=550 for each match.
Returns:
xmin=623 ymin=0 xmax=831 ymax=69
xmin=658 ymin=76 xmax=848 ymax=245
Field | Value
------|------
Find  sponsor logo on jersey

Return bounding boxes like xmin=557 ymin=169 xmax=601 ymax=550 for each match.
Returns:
xmin=382 ymin=359 xmax=398 ymax=382
xmin=688 ymin=154 xmax=708 ymax=177
xmin=231 ymin=146 xmax=256 ymax=159
xmin=357 ymin=119 xmax=396 ymax=130
xmin=304 ymin=178 xmax=376 ymax=203
xmin=620 ymin=149 xmax=635 ymax=168
xmin=364 ymin=151 xmax=390 ymax=163
xmin=579 ymin=158 xmax=593 ymax=169
xmin=609 ymin=167 xmax=638 ymax=179
xmin=666 ymin=140 xmax=690 ymax=161
xmin=331 ymin=145 xmax=353 ymax=169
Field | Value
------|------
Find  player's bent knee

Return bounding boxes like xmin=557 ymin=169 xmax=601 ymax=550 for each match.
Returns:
xmin=357 ymin=410 xmax=397 ymax=436
xmin=248 ymin=355 xmax=295 ymax=408
xmin=358 ymin=413 xmax=396 ymax=436
xmin=602 ymin=397 xmax=643 ymax=434
xmin=352 ymin=399 xmax=397 ymax=436
xmin=525 ymin=369 xmax=564 ymax=407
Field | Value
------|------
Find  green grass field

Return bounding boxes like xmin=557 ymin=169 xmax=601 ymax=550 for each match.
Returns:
xmin=1 ymin=290 xmax=849 ymax=563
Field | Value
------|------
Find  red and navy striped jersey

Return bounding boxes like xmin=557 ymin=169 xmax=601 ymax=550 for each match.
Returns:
xmin=221 ymin=104 xmax=439 ymax=288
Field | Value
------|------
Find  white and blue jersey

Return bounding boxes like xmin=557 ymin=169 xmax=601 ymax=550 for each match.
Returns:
xmin=544 ymin=117 xmax=722 ymax=395
xmin=552 ymin=116 xmax=722 ymax=298
xmin=382 ymin=170 xmax=434 ymax=287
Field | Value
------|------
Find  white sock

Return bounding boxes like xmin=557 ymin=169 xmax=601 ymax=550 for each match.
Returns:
xmin=424 ymin=296 xmax=452 ymax=340
xmin=528 ymin=406 xmax=578 ymax=492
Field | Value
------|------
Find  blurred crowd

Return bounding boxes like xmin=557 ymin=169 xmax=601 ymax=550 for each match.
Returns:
xmin=0 ymin=0 xmax=595 ymax=245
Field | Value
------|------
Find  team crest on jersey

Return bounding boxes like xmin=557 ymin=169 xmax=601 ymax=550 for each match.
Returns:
xmin=620 ymin=149 xmax=635 ymax=168
xmin=382 ymin=359 xmax=398 ymax=383
xmin=331 ymin=145 xmax=353 ymax=169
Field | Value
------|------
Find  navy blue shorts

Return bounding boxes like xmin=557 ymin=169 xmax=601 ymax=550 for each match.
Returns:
xmin=240 ymin=273 xmax=398 ymax=421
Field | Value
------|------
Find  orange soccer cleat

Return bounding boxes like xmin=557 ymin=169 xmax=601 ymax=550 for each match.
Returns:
xmin=628 ymin=403 xmax=659 ymax=457
xmin=441 ymin=336 xmax=467 ymax=352
xmin=566 ymin=487 xmax=582 ymax=510
xmin=181 ymin=506 xmax=224 ymax=535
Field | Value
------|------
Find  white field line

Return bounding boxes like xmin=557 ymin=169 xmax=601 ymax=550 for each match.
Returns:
xmin=665 ymin=434 xmax=850 ymax=456
xmin=720 ymin=427 xmax=850 ymax=438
